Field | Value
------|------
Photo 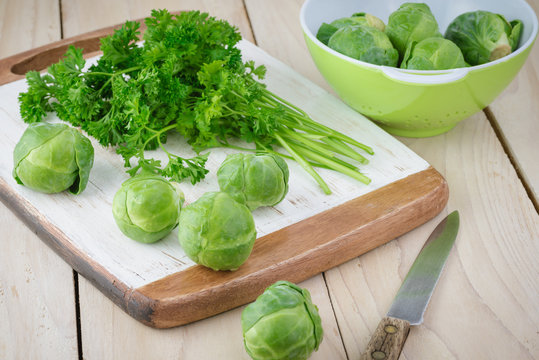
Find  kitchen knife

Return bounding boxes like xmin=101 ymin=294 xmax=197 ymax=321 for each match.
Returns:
xmin=360 ymin=210 xmax=460 ymax=360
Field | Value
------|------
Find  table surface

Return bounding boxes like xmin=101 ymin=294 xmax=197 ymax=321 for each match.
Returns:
xmin=1 ymin=1 xmax=538 ymax=359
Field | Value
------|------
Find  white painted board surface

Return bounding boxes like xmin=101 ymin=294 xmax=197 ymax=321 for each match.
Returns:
xmin=0 ymin=40 xmax=429 ymax=288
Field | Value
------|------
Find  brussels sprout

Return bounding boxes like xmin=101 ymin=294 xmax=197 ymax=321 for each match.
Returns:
xmin=178 ymin=191 xmax=256 ymax=271
xmin=316 ymin=13 xmax=385 ymax=45
xmin=401 ymin=37 xmax=468 ymax=70
xmin=217 ymin=153 xmax=289 ymax=211
xmin=385 ymin=3 xmax=442 ymax=59
xmin=350 ymin=12 xmax=386 ymax=32
xmin=13 ymin=122 xmax=94 ymax=194
xmin=445 ymin=11 xmax=523 ymax=65
xmin=328 ymin=25 xmax=399 ymax=66
xmin=112 ymin=174 xmax=184 ymax=243
xmin=242 ymin=281 xmax=323 ymax=360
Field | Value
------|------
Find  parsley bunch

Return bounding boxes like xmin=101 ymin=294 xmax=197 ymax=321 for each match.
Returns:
xmin=19 ymin=9 xmax=373 ymax=193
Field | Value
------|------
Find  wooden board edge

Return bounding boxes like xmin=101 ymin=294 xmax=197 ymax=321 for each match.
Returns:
xmin=0 ymin=177 xmax=154 ymax=323
xmin=0 ymin=167 xmax=447 ymax=329
xmin=134 ymin=166 xmax=449 ymax=328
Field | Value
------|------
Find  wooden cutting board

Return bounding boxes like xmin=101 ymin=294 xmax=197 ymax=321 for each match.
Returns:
xmin=0 ymin=21 xmax=447 ymax=328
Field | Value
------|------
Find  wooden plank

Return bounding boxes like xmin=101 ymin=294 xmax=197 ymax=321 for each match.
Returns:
xmin=397 ymin=117 xmax=539 ymax=359
xmin=79 ymin=275 xmax=347 ymax=360
xmin=244 ymin=0 xmax=329 ymax=91
xmin=61 ymin=0 xmax=255 ymax=43
xmin=58 ymin=0 xmax=344 ymax=357
xmin=0 ymin=1 xmax=79 ymax=359
xmin=0 ymin=0 xmax=62 ymax=58
xmin=487 ymin=0 xmax=539 ymax=203
xmin=244 ymin=0 xmax=539 ymax=359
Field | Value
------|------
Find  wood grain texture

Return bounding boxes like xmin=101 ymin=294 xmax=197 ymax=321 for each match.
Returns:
xmin=0 ymin=0 xmax=61 ymax=58
xmin=0 ymin=1 xmax=78 ymax=359
xmin=360 ymin=316 xmax=411 ymax=360
xmin=244 ymin=0 xmax=539 ymax=359
xmin=326 ymin=114 xmax=539 ymax=359
xmin=134 ymin=167 xmax=447 ymax=327
xmin=79 ymin=275 xmax=348 ymax=360
xmin=487 ymin=0 xmax=539 ymax=203
xmin=61 ymin=0 xmax=255 ymax=43
xmin=244 ymin=0 xmax=329 ymax=91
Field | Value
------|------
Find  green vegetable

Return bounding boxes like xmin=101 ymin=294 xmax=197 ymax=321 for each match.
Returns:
xmin=13 ymin=122 xmax=94 ymax=194
xmin=112 ymin=174 xmax=184 ymax=243
xmin=328 ymin=25 xmax=399 ymax=66
xmin=217 ymin=152 xmax=289 ymax=210
xmin=178 ymin=191 xmax=256 ymax=271
xmin=401 ymin=37 xmax=468 ymax=70
xmin=445 ymin=10 xmax=523 ymax=65
xmin=385 ymin=3 xmax=442 ymax=59
xmin=18 ymin=10 xmax=373 ymax=194
xmin=316 ymin=13 xmax=385 ymax=45
xmin=241 ymin=281 xmax=323 ymax=360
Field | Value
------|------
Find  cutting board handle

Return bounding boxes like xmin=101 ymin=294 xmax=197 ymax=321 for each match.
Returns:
xmin=0 ymin=28 xmax=107 ymax=86
xmin=0 ymin=17 xmax=153 ymax=86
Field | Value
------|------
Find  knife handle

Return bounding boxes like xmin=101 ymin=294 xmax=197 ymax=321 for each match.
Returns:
xmin=360 ymin=316 xmax=411 ymax=360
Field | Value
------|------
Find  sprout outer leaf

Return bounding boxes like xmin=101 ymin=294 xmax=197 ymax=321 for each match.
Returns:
xmin=70 ymin=129 xmax=95 ymax=194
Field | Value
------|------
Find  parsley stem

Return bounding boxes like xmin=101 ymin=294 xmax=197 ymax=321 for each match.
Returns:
xmin=294 ymin=145 xmax=371 ymax=185
xmin=279 ymin=128 xmax=335 ymax=158
xmin=216 ymin=141 xmax=332 ymax=170
xmin=140 ymin=124 xmax=177 ymax=151
xmin=322 ymin=137 xmax=369 ymax=165
xmin=261 ymin=89 xmax=309 ymax=118
xmin=275 ymin=134 xmax=331 ymax=195
xmin=281 ymin=138 xmax=358 ymax=171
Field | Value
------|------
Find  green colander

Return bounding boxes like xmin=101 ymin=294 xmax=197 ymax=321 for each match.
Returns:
xmin=300 ymin=0 xmax=538 ymax=137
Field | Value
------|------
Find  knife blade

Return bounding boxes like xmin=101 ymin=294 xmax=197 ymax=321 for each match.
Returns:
xmin=360 ymin=210 xmax=459 ymax=360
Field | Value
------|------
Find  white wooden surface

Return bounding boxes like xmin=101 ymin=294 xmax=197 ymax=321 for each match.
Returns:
xmin=1 ymin=0 xmax=538 ymax=359
xmin=0 ymin=1 xmax=78 ymax=359
xmin=0 ymin=41 xmax=429 ymax=289
xmin=489 ymin=0 xmax=539 ymax=202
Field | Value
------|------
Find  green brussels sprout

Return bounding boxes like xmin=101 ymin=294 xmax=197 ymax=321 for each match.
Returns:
xmin=401 ymin=37 xmax=468 ymax=70
xmin=178 ymin=191 xmax=256 ymax=271
xmin=316 ymin=13 xmax=385 ymax=45
xmin=13 ymin=122 xmax=94 ymax=194
xmin=445 ymin=11 xmax=523 ymax=66
xmin=385 ymin=3 xmax=442 ymax=59
xmin=242 ymin=281 xmax=324 ymax=360
xmin=349 ymin=12 xmax=386 ymax=32
xmin=112 ymin=174 xmax=184 ymax=243
xmin=217 ymin=153 xmax=289 ymax=211
xmin=328 ymin=25 xmax=399 ymax=66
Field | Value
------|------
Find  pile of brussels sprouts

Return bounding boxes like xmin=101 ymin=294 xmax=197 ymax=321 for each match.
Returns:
xmin=316 ymin=2 xmax=523 ymax=70
xmin=13 ymin=125 xmax=323 ymax=358
xmin=12 ymin=124 xmax=289 ymax=271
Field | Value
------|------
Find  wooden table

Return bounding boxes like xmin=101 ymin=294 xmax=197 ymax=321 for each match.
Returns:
xmin=1 ymin=1 xmax=538 ymax=359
